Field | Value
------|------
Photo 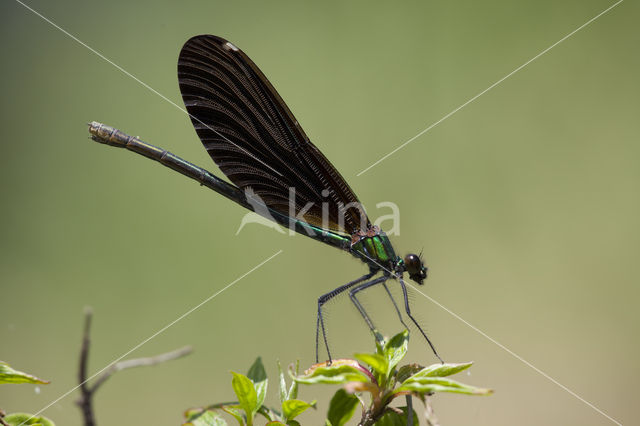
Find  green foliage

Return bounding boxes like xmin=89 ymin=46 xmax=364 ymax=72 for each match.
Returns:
xmin=281 ymin=400 xmax=314 ymax=421
xmin=182 ymin=357 xmax=315 ymax=426
xmin=0 ymin=361 xmax=49 ymax=385
xmin=247 ymin=358 xmax=268 ymax=411
xmin=292 ymin=359 xmax=372 ymax=385
xmin=375 ymin=407 xmax=418 ymax=426
xmin=0 ymin=361 xmax=54 ymax=426
xmin=231 ymin=372 xmax=259 ymax=425
xmin=184 ymin=409 xmax=227 ymax=426
xmin=293 ymin=330 xmax=492 ymax=425
xmin=182 ymin=331 xmax=492 ymax=425
xmin=326 ymin=389 xmax=359 ymax=426
xmin=3 ymin=413 xmax=55 ymax=426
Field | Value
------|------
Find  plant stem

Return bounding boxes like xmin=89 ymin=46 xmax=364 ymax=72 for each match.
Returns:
xmin=77 ymin=307 xmax=95 ymax=426
xmin=75 ymin=307 xmax=192 ymax=426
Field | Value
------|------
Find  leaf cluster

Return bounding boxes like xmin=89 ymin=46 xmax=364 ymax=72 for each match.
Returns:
xmin=293 ymin=330 xmax=492 ymax=425
xmin=183 ymin=358 xmax=315 ymax=426
xmin=185 ymin=330 xmax=492 ymax=425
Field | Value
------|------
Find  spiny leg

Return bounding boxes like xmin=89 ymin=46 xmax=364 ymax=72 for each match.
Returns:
xmin=348 ymin=276 xmax=390 ymax=338
xmin=382 ymin=282 xmax=410 ymax=331
xmin=316 ymin=270 xmax=377 ymax=363
xmin=398 ymin=277 xmax=444 ymax=363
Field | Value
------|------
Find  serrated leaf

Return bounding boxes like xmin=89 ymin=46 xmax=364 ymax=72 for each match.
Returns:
xmin=293 ymin=360 xmax=372 ymax=385
xmin=383 ymin=330 xmax=409 ymax=373
xmin=353 ymin=353 xmax=388 ymax=378
xmin=3 ymin=413 xmax=55 ymax=426
xmin=403 ymin=362 xmax=473 ymax=382
xmin=375 ymin=406 xmax=418 ymax=426
xmin=282 ymin=399 xmax=314 ymax=421
xmin=288 ymin=360 xmax=299 ymax=400
xmin=326 ymin=389 xmax=359 ymax=426
xmin=0 ymin=362 xmax=50 ymax=385
xmin=231 ymin=371 xmax=258 ymax=424
xmin=396 ymin=376 xmax=493 ymax=396
xmin=183 ymin=409 xmax=228 ymax=426
xmin=286 ymin=420 xmax=301 ymax=426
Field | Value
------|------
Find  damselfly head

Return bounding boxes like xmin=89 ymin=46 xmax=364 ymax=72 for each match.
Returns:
xmin=404 ymin=253 xmax=428 ymax=284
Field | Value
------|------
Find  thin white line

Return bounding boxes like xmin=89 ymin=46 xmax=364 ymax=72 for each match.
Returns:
xmin=352 ymin=249 xmax=621 ymax=425
xmin=22 ymin=250 xmax=283 ymax=424
xmin=356 ymin=0 xmax=624 ymax=176
xmin=406 ymin=282 xmax=623 ymax=426
xmin=12 ymin=0 xmax=283 ymax=178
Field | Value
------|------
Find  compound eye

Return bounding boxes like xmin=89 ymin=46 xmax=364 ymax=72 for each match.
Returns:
xmin=404 ymin=253 xmax=422 ymax=275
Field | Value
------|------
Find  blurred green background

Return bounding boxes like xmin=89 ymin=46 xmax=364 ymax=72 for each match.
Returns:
xmin=1 ymin=0 xmax=637 ymax=425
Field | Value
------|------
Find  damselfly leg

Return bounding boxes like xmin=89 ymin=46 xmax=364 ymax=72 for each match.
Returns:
xmin=397 ymin=277 xmax=444 ymax=363
xmin=382 ymin=282 xmax=410 ymax=331
xmin=316 ymin=271 xmax=377 ymax=363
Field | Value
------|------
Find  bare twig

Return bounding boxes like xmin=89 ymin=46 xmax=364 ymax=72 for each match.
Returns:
xmin=424 ymin=397 xmax=440 ymax=426
xmin=77 ymin=307 xmax=95 ymax=426
xmin=88 ymin=345 xmax=192 ymax=393
xmin=75 ymin=307 xmax=192 ymax=426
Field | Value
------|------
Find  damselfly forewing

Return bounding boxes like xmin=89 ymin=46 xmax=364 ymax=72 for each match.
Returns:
xmin=89 ymin=35 xmax=442 ymax=363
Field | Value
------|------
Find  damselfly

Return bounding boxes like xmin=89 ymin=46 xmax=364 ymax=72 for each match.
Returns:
xmin=89 ymin=35 xmax=442 ymax=363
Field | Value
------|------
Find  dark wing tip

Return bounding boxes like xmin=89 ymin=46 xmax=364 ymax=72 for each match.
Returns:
xmin=180 ymin=34 xmax=240 ymax=54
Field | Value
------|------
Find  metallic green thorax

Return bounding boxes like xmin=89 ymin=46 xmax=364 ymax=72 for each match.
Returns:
xmin=350 ymin=230 xmax=399 ymax=269
xmin=297 ymin=220 xmax=399 ymax=270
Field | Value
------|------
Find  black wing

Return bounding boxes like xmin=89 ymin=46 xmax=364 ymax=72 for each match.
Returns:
xmin=178 ymin=35 xmax=370 ymax=235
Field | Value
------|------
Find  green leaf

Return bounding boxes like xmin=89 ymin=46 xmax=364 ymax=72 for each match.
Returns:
xmin=4 ymin=413 xmax=55 ymax=426
xmin=247 ymin=357 xmax=267 ymax=383
xmin=286 ymin=421 xmax=301 ymax=426
xmin=183 ymin=409 xmax=228 ymax=426
xmin=396 ymin=363 xmax=424 ymax=383
xmin=260 ymin=406 xmax=282 ymax=423
xmin=231 ymin=371 xmax=258 ymax=424
xmin=221 ymin=406 xmax=244 ymax=425
xmin=375 ymin=407 xmax=418 ymax=426
xmin=396 ymin=376 xmax=493 ymax=396
xmin=277 ymin=360 xmax=287 ymax=403
xmin=0 ymin=361 xmax=50 ymax=385
xmin=373 ymin=330 xmax=386 ymax=355
xmin=326 ymin=389 xmax=359 ymax=426
xmin=282 ymin=399 xmax=314 ymax=421
xmin=353 ymin=353 xmax=388 ymax=378
xmin=253 ymin=380 xmax=268 ymax=412
xmin=246 ymin=357 xmax=268 ymax=410
xmin=293 ymin=360 xmax=372 ymax=385
xmin=402 ymin=362 xmax=473 ymax=381
xmin=265 ymin=422 xmax=286 ymax=426
xmin=383 ymin=330 xmax=409 ymax=373
xmin=288 ymin=360 xmax=299 ymax=400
